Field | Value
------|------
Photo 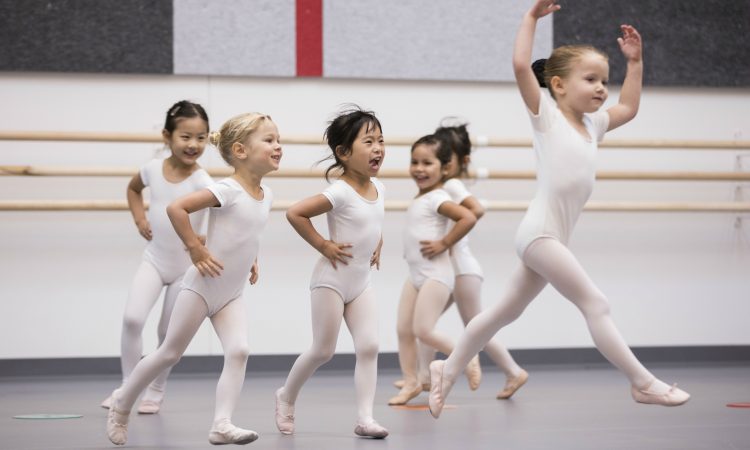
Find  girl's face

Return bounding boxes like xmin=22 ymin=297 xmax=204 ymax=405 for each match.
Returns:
xmin=163 ymin=116 xmax=209 ymax=167
xmin=410 ymin=143 xmax=447 ymax=194
xmin=556 ymin=52 xmax=609 ymax=113
xmin=238 ymin=120 xmax=283 ymax=174
xmin=341 ymin=123 xmax=385 ymax=178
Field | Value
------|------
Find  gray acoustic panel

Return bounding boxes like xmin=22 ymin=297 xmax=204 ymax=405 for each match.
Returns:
xmin=553 ymin=0 xmax=750 ymax=86
xmin=173 ymin=0 xmax=296 ymax=76
xmin=0 ymin=0 xmax=172 ymax=74
xmin=324 ymin=0 xmax=552 ymax=82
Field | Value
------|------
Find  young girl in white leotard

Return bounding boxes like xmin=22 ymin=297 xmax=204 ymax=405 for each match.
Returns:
xmin=101 ymin=101 xmax=213 ymax=414
xmin=274 ymin=107 xmax=388 ymax=439
xmin=107 ymin=112 xmax=282 ymax=445
xmin=388 ymin=134 xmax=481 ymax=406
xmin=428 ymin=0 xmax=689 ymax=418
xmin=404 ymin=123 xmax=529 ymax=400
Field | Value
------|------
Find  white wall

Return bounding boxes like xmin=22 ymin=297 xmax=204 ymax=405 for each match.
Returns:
xmin=1 ymin=73 xmax=749 ymax=359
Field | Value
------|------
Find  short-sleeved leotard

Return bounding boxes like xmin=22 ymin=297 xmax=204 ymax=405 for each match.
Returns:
xmin=181 ymin=178 xmax=272 ymax=316
xmin=140 ymin=158 xmax=213 ymax=283
xmin=403 ymin=189 xmax=454 ymax=290
xmin=309 ymin=178 xmax=385 ymax=303
xmin=515 ymin=94 xmax=609 ymax=259
xmin=442 ymin=178 xmax=483 ymax=279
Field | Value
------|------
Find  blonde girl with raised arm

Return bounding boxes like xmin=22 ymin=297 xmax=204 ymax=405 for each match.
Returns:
xmin=429 ymin=0 xmax=689 ymax=418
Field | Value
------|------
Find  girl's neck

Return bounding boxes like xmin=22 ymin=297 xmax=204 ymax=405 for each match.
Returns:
xmin=557 ymin=101 xmax=585 ymax=125
xmin=231 ymin=166 xmax=264 ymax=199
xmin=340 ymin=170 xmax=376 ymax=199
xmin=417 ymin=182 xmax=443 ymax=197
xmin=163 ymin=155 xmax=198 ymax=182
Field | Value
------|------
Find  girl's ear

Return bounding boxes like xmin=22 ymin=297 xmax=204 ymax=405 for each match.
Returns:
xmin=550 ymin=75 xmax=565 ymax=97
xmin=335 ymin=145 xmax=350 ymax=161
xmin=161 ymin=129 xmax=171 ymax=145
xmin=462 ymin=155 xmax=471 ymax=168
xmin=231 ymin=142 xmax=247 ymax=160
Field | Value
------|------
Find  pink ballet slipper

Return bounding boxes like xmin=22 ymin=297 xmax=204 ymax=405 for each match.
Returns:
xmin=354 ymin=420 xmax=389 ymax=439
xmin=464 ymin=355 xmax=482 ymax=391
xmin=428 ymin=360 xmax=451 ymax=418
xmin=497 ymin=368 xmax=529 ymax=399
xmin=208 ymin=422 xmax=259 ymax=445
xmin=274 ymin=388 xmax=295 ymax=435
xmin=631 ymin=380 xmax=690 ymax=406
xmin=106 ymin=390 xmax=130 ymax=446
xmin=137 ymin=398 xmax=162 ymax=414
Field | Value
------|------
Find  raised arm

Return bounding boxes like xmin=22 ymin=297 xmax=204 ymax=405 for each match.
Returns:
xmin=126 ymin=173 xmax=152 ymax=241
xmin=286 ymin=194 xmax=352 ymax=268
xmin=607 ymin=25 xmax=643 ymax=131
xmin=167 ymin=189 xmax=223 ymax=277
xmin=513 ymin=0 xmax=561 ymax=114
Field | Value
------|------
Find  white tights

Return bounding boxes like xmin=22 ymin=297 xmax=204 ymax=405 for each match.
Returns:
xmin=281 ymin=287 xmax=380 ymax=423
xmin=115 ymin=290 xmax=250 ymax=425
xmin=416 ymin=275 xmax=523 ymax=381
xmin=120 ymin=261 xmax=181 ymax=399
xmin=443 ymin=238 xmax=656 ymax=389
xmin=396 ymin=279 xmax=456 ymax=388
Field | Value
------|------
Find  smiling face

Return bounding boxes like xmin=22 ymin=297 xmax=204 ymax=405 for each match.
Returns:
xmin=238 ymin=120 xmax=283 ymax=174
xmin=163 ymin=116 xmax=209 ymax=167
xmin=410 ymin=143 xmax=446 ymax=194
xmin=554 ymin=51 xmax=610 ymax=114
xmin=340 ymin=122 xmax=385 ymax=179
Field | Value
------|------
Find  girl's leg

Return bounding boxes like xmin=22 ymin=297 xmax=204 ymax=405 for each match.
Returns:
xmin=454 ymin=274 xmax=528 ymax=398
xmin=209 ymin=297 xmax=250 ymax=426
xmin=120 ymin=261 xmax=164 ymax=384
xmin=207 ymin=298 xmax=258 ymax=445
xmin=342 ymin=288 xmax=387 ymax=438
xmin=107 ymin=290 xmax=207 ymax=444
xmin=415 ymin=340 xmax=436 ymax=389
xmin=522 ymin=238 xmax=669 ymax=391
xmin=139 ymin=278 xmax=182 ymax=410
xmin=414 ymin=279 xmax=482 ymax=390
xmin=279 ymin=288 xmax=344 ymax=403
xmin=388 ymin=281 xmax=422 ymax=404
xmin=441 ymin=265 xmax=547 ymax=387
xmin=275 ymin=288 xmax=343 ymax=434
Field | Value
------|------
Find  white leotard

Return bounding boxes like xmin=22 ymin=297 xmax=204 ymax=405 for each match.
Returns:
xmin=515 ymin=94 xmax=609 ymax=259
xmin=140 ymin=158 xmax=213 ymax=283
xmin=181 ymin=178 xmax=272 ymax=316
xmin=403 ymin=188 xmax=454 ymax=290
xmin=309 ymin=178 xmax=385 ymax=303
xmin=442 ymin=178 xmax=483 ymax=279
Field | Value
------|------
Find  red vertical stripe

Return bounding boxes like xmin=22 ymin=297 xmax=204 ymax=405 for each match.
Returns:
xmin=296 ymin=0 xmax=323 ymax=77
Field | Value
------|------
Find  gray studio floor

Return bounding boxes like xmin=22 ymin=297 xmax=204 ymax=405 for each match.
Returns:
xmin=1 ymin=364 xmax=749 ymax=450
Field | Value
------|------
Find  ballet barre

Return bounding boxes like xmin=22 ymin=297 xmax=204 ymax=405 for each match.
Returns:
xmin=1 ymin=200 xmax=748 ymax=213
xmin=2 ymin=166 xmax=749 ymax=182
xmin=0 ymin=131 xmax=748 ymax=150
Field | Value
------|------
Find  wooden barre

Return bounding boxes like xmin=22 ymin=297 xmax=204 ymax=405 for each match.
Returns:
xmin=1 ymin=200 xmax=748 ymax=213
xmin=0 ymin=131 xmax=748 ymax=150
xmin=2 ymin=166 xmax=749 ymax=182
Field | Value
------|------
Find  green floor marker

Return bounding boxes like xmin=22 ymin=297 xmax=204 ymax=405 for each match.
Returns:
xmin=13 ymin=414 xmax=83 ymax=420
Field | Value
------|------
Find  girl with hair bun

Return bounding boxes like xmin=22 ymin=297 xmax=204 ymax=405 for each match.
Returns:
xmin=429 ymin=0 xmax=689 ymax=419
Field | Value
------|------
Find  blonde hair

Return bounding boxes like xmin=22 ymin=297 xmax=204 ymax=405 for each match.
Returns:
xmin=209 ymin=112 xmax=273 ymax=165
xmin=538 ymin=45 xmax=608 ymax=98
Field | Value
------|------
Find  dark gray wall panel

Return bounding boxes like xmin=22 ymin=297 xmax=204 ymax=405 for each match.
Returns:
xmin=0 ymin=0 xmax=172 ymax=74
xmin=553 ymin=0 xmax=750 ymax=86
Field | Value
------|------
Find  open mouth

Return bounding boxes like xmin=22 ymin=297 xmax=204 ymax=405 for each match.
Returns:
xmin=271 ymin=154 xmax=282 ymax=163
xmin=369 ymin=156 xmax=382 ymax=170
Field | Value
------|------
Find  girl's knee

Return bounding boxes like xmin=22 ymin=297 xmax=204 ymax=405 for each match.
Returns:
xmin=225 ymin=344 xmax=250 ymax=363
xmin=355 ymin=340 xmax=379 ymax=360
xmin=160 ymin=348 xmax=183 ymax=367
xmin=308 ymin=345 xmax=336 ymax=365
xmin=122 ymin=315 xmax=146 ymax=335
xmin=581 ymin=292 xmax=611 ymax=318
